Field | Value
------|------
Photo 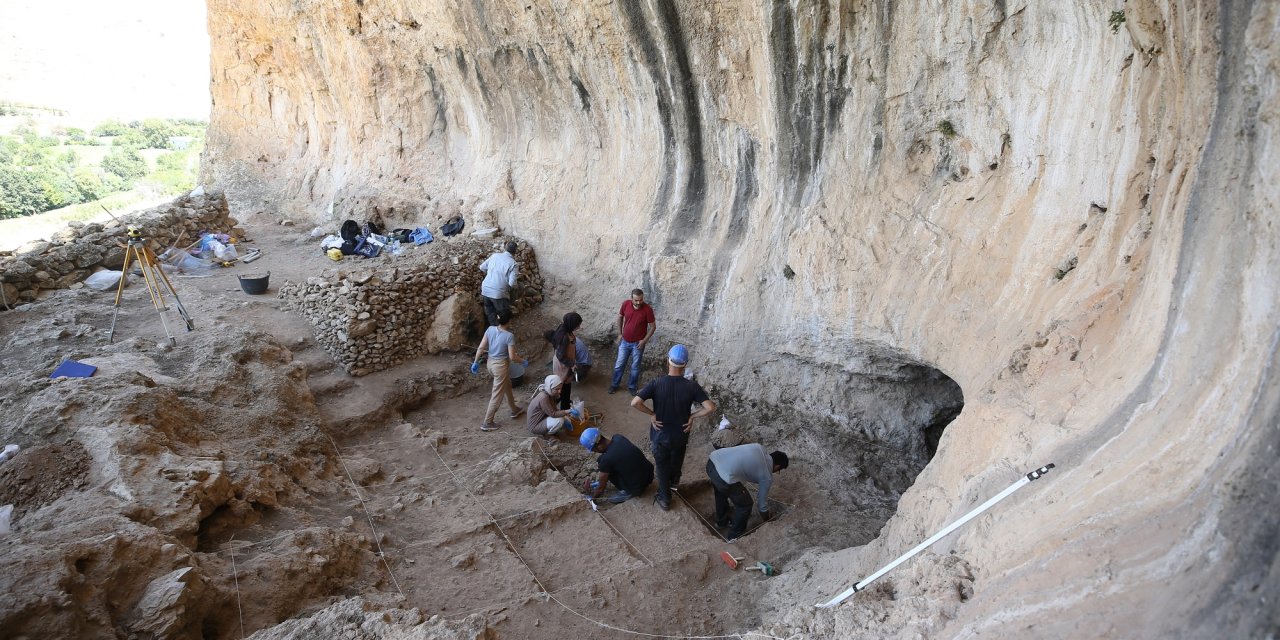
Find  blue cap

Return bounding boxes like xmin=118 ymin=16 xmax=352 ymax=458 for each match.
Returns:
xmin=580 ymin=427 xmax=601 ymax=451
xmin=668 ymin=344 xmax=689 ymax=366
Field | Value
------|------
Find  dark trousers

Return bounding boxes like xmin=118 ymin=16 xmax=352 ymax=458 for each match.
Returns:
xmin=650 ymin=431 xmax=688 ymax=500
xmin=707 ymin=459 xmax=752 ymax=538
xmin=559 ymin=380 xmax=573 ymax=410
xmin=482 ymin=296 xmax=510 ymax=326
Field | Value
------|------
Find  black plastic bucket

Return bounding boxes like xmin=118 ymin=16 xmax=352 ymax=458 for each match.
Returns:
xmin=238 ymin=272 xmax=270 ymax=295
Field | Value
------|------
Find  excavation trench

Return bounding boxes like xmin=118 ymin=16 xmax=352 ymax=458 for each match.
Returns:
xmin=202 ymin=330 xmax=963 ymax=639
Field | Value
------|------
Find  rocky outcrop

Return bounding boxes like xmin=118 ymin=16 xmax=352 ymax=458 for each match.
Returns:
xmin=278 ymin=238 xmax=543 ymax=375
xmin=202 ymin=0 xmax=1279 ymax=637
xmin=0 ymin=192 xmax=242 ymax=305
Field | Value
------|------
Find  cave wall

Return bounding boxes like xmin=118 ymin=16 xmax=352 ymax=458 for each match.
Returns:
xmin=202 ymin=0 xmax=1279 ymax=635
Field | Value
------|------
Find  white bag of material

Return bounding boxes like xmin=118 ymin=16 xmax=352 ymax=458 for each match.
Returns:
xmin=320 ymin=234 xmax=345 ymax=250
xmin=0 ymin=504 xmax=11 ymax=537
xmin=0 ymin=444 xmax=17 ymax=464
xmin=210 ymin=240 xmax=238 ymax=261
xmin=84 ymin=270 xmax=125 ymax=291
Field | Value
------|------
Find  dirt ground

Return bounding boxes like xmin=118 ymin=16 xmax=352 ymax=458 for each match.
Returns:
xmin=0 ymin=218 xmax=935 ymax=639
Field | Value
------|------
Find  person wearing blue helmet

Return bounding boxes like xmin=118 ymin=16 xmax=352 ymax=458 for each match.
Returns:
xmin=580 ymin=428 xmax=653 ymax=504
xmin=630 ymin=344 xmax=716 ymax=510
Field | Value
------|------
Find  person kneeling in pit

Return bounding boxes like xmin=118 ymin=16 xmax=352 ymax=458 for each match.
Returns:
xmin=580 ymin=427 xmax=654 ymax=504
xmin=706 ymin=443 xmax=788 ymax=542
xmin=527 ymin=375 xmax=577 ymax=440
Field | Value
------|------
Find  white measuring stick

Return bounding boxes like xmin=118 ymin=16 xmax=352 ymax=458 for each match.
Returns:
xmin=816 ymin=463 xmax=1055 ymax=608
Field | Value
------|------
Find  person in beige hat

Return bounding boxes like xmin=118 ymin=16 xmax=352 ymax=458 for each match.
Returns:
xmin=527 ymin=374 xmax=576 ymax=439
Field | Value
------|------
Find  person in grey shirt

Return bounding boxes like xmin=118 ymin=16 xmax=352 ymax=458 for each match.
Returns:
xmin=479 ymin=240 xmax=519 ymax=326
xmin=706 ymin=443 xmax=788 ymax=541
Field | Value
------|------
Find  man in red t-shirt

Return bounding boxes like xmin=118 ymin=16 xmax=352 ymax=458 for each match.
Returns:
xmin=609 ymin=288 xmax=656 ymax=395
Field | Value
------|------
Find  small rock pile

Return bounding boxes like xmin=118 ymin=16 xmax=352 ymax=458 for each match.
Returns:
xmin=279 ymin=238 xmax=543 ymax=376
xmin=0 ymin=192 xmax=243 ymax=305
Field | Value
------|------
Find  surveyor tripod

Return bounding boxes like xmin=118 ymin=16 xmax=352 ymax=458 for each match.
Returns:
xmin=108 ymin=227 xmax=195 ymax=346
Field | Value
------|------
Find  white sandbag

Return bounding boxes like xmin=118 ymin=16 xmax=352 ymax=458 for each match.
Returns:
xmin=84 ymin=270 xmax=125 ymax=291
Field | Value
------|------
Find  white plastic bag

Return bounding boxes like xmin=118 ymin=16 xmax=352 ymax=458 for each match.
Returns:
xmin=0 ymin=504 xmax=12 ymax=537
xmin=210 ymin=240 xmax=238 ymax=261
xmin=84 ymin=271 xmax=124 ymax=291
xmin=0 ymin=444 xmax=17 ymax=464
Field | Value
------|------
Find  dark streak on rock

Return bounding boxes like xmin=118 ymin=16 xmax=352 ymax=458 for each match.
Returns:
xmin=699 ymin=131 xmax=759 ymax=324
xmin=424 ymin=66 xmax=449 ymax=137
xmin=770 ymin=2 xmax=848 ymax=206
xmin=570 ymin=74 xmax=591 ymax=112
xmin=620 ymin=0 xmax=707 ymax=249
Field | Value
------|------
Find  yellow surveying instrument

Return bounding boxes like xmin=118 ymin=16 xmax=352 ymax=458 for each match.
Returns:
xmin=108 ymin=226 xmax=195 ymax=345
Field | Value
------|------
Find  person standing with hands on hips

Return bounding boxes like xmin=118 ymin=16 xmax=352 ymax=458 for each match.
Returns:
xmin=470 ymin=309 xmax=527 ymax=432
xmin=630 ymin=344 xmax=716 ymax=511
xmin=609 ymin=288 xmax=656 ymax=396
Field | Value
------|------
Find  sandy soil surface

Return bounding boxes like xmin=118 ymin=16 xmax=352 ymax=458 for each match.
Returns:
xmin=0 ymin=218 xmax=936 ymax=639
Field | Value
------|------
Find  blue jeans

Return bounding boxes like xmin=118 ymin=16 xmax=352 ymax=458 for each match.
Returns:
xmin=611 ymin=339 xmax=644 ymax=391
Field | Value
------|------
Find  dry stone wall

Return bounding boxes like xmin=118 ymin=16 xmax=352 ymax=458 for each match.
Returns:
xmin=278 ymin=239 xmax=542 ymax=375
xmin=0 ymin=192 xmax=243 ymax=306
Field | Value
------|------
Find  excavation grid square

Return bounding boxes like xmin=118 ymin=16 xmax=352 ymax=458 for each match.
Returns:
xmin=361 ymin=477 xmax=493 ymax=549
xmin=500 ymin=506 xmax=648 ymax=592
xmin=340 ymin=437 xmax=453 ymax=485
xmin=387 ymin=529 xmax=540 ymax=615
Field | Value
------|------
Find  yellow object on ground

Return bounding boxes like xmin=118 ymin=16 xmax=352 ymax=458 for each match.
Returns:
xmin=327 ymin=248 xmax=343 ymax=261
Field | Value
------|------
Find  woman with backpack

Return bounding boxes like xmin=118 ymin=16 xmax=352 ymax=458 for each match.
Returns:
xmin=544 ymin=312 xmax=583 ymax=410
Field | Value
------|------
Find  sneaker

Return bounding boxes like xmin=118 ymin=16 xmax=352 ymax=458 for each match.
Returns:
xmin=607 ymin=387 xmax=617 ymax=395
xmin=607 ymin=491 xmax=634 ymax=504
xmin=509 ymin=405 xmax=526 ymax=419
xmin=480 ymin=423 xmax=499 ymax=432
xmin=628 ymin=388 xmax=638 ymax=396
xmin=656 ymin=495 xmax=671 ymax=511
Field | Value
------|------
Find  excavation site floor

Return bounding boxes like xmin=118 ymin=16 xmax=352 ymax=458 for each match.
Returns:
xmin=0 ymin=220 xmax=923 ymax=639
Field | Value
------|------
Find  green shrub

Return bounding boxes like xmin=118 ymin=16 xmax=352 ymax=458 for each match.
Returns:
xmin=1109 ymin=10 xmax=1125 ymax=34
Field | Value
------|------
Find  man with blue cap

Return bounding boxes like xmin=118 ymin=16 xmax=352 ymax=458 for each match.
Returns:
xmin=580 ymin=427 xmax=653 ymax=504
xmin=630 ymin=344 xmax=717 ymax=510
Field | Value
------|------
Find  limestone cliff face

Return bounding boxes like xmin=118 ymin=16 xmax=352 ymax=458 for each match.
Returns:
xmin=203 ymin=0 xmax=1279 ymax=635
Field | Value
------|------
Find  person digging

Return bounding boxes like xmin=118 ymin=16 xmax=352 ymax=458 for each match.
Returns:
xmin=579 ymin=427 xmax=654 ymax=504
xmin=706 ymin=443 xmax=788 ymax=542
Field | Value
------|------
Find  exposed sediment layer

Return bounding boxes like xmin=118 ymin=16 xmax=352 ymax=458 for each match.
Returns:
xmin=202 ymin=0 xmax=1280 ymax=636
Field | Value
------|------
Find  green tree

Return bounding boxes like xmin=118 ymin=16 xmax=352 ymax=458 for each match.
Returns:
xmin=65 ymin=127 xmax=88 ymax=144
xmin=100 ymin=148 xmax=146 ymax=182
xmin=92 ymin=119 xmax=129 ymax=136
xmin=0 ymin=166 xmax=50 ymax=218
xmin=138 ymin=118 xmax=177 ymax=149
xmin=113 ymin=128 xmax=146 ymax=149
xmin=156 ymin=150 xmax=188 ymax=172
xmin=72 ymin=166 xmax=110 ymax=202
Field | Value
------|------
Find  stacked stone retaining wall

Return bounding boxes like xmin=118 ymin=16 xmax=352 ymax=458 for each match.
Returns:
xmin=0 ymin=192 xmax=243 ymax=306
xmin=278 ymin=239 xmax=543 ymax=376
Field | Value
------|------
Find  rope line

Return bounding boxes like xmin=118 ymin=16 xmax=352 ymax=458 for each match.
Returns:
xmin=531 ymin=437 xmax=656 ymax=567
xmin=324 ymin=431 xmax=405 ymax=597
xmin=428 ymin=442 xmax=553 ymax=594
xmin=229 ymin=534 xmax=246 ymax=640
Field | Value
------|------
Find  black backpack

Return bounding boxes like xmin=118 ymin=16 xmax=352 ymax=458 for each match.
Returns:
xmin=440 ymin=217 xmax=465 ymax=237
xmin=340 ymin=220 xmax=360 ymax=242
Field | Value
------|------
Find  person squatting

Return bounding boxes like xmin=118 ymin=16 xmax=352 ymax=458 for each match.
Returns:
xmin=468 ymin=260 xmax=788 ymax=540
